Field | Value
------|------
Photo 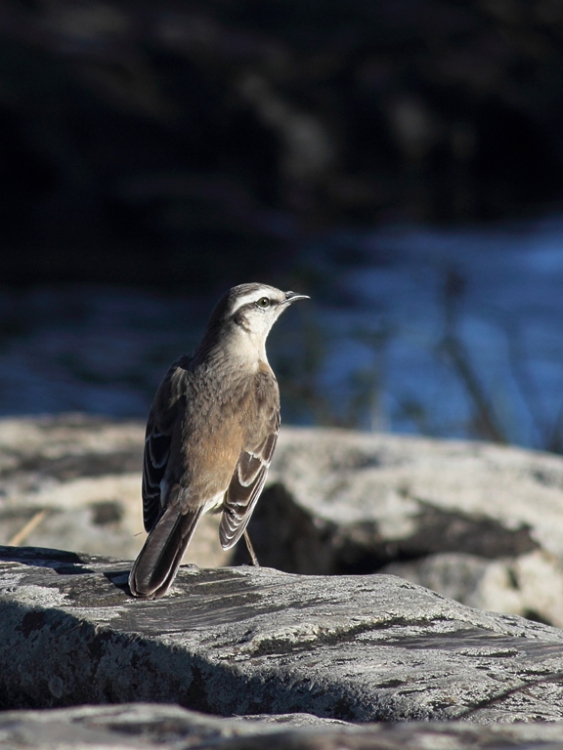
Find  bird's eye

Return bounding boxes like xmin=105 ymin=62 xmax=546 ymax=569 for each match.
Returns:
xmin=256 ymin=297 xmax=270 ymax=309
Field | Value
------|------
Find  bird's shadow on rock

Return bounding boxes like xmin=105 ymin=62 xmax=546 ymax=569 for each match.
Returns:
xmin=102 ymin=569 xmax=131 ymax=594
xmin=0 ymin=544 xmax=136 ymax=598
xmin=0 ymin=545 xmax=97 ymax=574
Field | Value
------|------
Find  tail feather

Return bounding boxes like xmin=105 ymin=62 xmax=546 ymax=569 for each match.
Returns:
xmin=129 ymin=505 xmax=203 ymax=599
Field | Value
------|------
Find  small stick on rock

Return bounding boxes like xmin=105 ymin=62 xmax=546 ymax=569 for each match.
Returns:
xmin=8 ymin=509 xmax=49 ymax=546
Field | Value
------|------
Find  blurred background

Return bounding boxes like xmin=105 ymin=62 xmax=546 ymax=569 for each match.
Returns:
xmin=2 ymin=0 xmax=563 ymax=449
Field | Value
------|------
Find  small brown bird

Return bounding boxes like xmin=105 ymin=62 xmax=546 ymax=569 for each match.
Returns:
xmin=129 ymin=283 xmax=309 ymax=598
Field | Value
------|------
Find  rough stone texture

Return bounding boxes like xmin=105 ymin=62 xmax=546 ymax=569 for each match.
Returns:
xmin=0 ymin=415 xmax=230 ymax=568
xmin=383 ymin=552 xmax=563 ymax=628
xmin=3 ymin=546 xmax=563 ymax=722
xmin=243 ymin=427 xmax=563 ymax=627
xmin=5 ymin=416 xmax=563 ymax=628
xmin=0 ymin=704 xmax=350 ymax=750
xmin=3 ymin=704 xmax=563 ymax=750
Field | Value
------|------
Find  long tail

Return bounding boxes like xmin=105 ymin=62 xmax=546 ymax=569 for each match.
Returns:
xmin=129 ymin=505 xmax=203 ymax=599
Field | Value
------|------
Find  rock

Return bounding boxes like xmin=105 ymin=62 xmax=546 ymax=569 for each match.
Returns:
xmin=383 ymin=551 xmax=563 ymax=627
xmin=0 ymin=414 xmax=229 ymax=568
xmin=241 ymin=427 xmax=563 ymax=627
xmin=0 ymin=703 xmax=351 ymax=750
xmin=3 ymin=546 xmax=563 ymax=722
xmin=3 ymin=703 xmax=563 ymax=750
xmin=4 ymin=416 xmax=563 ymax=628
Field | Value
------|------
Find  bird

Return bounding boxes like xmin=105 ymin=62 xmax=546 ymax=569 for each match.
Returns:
xmin=129 ymin=282 xmax=309 ymax=599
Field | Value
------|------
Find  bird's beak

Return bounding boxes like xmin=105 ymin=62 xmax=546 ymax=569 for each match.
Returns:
xmin=283 ymin=291 xmax=310 ymax=305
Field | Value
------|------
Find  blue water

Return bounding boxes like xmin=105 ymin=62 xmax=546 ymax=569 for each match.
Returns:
xmin=2 ymin=215 xmax=563 ymax=450
xmin=311 ymin=215 xmax=563 ymax=447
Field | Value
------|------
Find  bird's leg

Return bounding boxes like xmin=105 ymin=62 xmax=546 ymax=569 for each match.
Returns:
xmin=243 ymin=530 xmax=260 ymax=567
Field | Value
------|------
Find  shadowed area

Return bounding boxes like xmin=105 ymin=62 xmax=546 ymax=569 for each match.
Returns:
xmin=3 ymin=545 xmax=563 ymax=722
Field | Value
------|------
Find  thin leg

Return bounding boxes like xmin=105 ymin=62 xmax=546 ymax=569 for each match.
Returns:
xmin=243 ymin=530 xmax=260 ymax=567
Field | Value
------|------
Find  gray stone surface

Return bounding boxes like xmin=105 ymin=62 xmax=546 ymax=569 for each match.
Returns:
xmin=0 ymin=415 xmax=230 ymax=568
xmin=0 ymin=703 xmax=349 ymax=750
xmin=383 ymin=552 xmax=563 ymax=627
xmin=3 ymin=703 xmax=563 ymax=750
xmin=3 ymin=546 xmax=563 ymax=723
xmin=245 ymin=427 xmax=563 ymax=627
xmin=5 ymin=416 xmax=563 ymax=626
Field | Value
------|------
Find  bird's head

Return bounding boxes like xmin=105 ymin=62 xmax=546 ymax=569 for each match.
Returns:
xmin=201 ymin=283 xmax=309 ymax=363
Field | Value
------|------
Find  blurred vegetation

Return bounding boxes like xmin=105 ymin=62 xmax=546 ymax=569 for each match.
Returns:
xmin=1 ymin=0 xmax=563 ymax=289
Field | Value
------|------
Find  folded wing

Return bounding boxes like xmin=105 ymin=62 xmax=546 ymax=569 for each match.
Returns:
xmin=141 ymin=355 xmax=192 ymax=532
xmin=142 ymin=417 xmax=171 ymax=532
xmin=219 ymin=429 xmax=278 ymax=550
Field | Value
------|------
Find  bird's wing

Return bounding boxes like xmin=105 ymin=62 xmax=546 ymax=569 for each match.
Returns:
xmin=219 ymin=412 xmax=279 ymax=550
xmin=142 ymin=356 xmax=192 ymax=532
xmin=142 ymin=413 xmax=170 ymax=532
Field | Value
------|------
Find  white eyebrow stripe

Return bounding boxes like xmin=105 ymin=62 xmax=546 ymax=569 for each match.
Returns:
xmin=230 ymin=293 xmax=260 ymax=313
xmin=228 ymin=284 xmax=284 ymax=316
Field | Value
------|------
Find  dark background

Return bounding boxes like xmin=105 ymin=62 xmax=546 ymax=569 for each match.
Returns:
xmin=1 ymin=0 xmax=563 ymax=292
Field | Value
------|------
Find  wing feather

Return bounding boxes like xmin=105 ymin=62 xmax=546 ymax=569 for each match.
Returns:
xmin=142 ymin=417 xmax=170 ymax=531
xmin=142 ymin=355 xmax=192 ymax=532
xmin=219 ymin=427 xmax=278 ymax=549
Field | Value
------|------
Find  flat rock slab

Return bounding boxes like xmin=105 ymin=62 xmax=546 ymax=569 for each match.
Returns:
xmin=249 ymin=427 xmax=563 ymax=627
xmin=266 ymin=427 xmax=563 ymax=565
xmin=0 ymin=704 xmax=349 ymax=750
xmin=6 ymin=416 xmax=563 ymax=627
xmin=3 ymin=547 xmax=563 ymax=723
xmin=3 ymin=704 xmax=563 ymax=750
